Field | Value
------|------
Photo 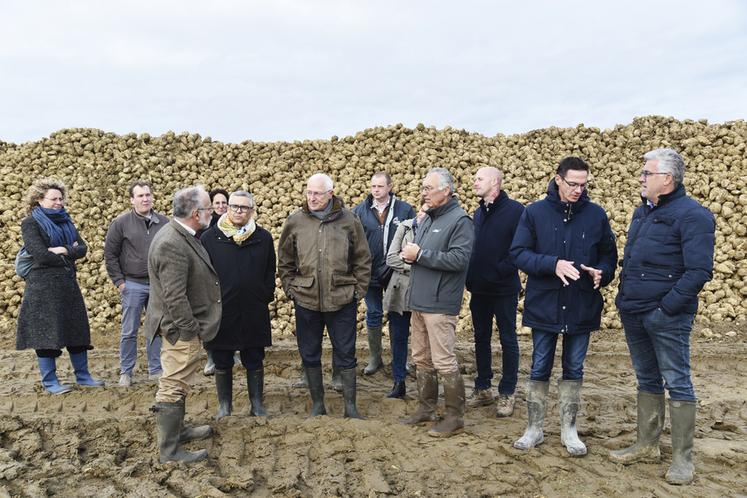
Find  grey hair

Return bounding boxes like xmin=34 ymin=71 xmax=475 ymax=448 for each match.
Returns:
xmin=644 ymin=148 xmax=685 ymax=186
xmin=230 ymin=190 xmax=255 ymax=208
xmin=427 ymin=167 xmax=455 ymax=194
xmin=173 ymin=185 xmax=208 ymax=219
xmin=308 ymin=173 xmax=334 ymax=191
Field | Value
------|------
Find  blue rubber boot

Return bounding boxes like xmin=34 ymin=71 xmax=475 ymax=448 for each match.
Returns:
xmin=38 ymin=357 xmax=73 ymax=395
xmin=70 ymin=351 xmax=105 ymax=387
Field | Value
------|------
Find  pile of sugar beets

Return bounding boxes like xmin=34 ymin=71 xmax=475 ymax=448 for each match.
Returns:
xmin=0 ymin=116 xmax=744 ymax=339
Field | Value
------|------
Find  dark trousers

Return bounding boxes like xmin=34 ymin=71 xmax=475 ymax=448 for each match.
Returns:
xmin=295 ymin=301 xmax=358 ymax=370
xmin=469 ymin=293 xmax=520 ymax=394
xmin=530 ymin=330 xmax=590 ymax=381
xmin=389 ymin=311 xmax=411 ymax=382
xmin=364 ymin=285 xmax=385 ymax=328
xmin=36 ymin=346 xmax=90 ymax=358
xmin=212 ymin=348 xmax=265 ymax=371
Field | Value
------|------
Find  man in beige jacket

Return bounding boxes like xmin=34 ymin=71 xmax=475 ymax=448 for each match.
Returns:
xmin=144 ymin=185 xmax=222 ymax=464
xmin=278 ymin=173 xmax=371 ymax=419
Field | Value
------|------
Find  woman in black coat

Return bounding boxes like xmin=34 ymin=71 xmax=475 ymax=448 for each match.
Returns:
xmin=201 ymin=190 xmax=276 ymax=418
xmin=16 ymin=178 xmax=104 ymax=394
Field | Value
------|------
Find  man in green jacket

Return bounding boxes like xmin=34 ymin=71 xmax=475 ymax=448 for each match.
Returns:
xmin=278 ymin=173 xmax=371 ymax=419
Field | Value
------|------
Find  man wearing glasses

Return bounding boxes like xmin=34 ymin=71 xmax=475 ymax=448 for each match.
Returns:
xmin=511 ymin=157 xmax=617 ymax=456
xmin=400 ymin=167 xmax=474 ymax=437
xmin=200 ymin=191 xmax=276 ymax=420
xmin=145 ymin=185 xmax=221 ymax=463
xmin=278 ymin=173 xmax=371 ymax=418
xmin=104 ymin=180 xmax=169 ymax=387
xmin=610 ymin=149 xmax=715 ymax=485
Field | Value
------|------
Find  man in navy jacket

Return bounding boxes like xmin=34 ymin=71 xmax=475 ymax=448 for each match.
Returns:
xmin=465 ymin=167 xmax=524 ymax=417
xmin=609 ymin=148 xmax=714 ymax=486
xmin=353 ymin=173 xmax=415 ymax=379
xmin=510 ymin=157 xmax=617 ymax=456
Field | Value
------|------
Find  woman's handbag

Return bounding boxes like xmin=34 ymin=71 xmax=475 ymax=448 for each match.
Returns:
xmin=15 ymin=247 xmax=33 ymax=278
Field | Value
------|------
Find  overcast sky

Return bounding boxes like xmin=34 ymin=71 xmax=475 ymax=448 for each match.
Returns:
xmin=2 ymin=0 xmax=746 ymax=144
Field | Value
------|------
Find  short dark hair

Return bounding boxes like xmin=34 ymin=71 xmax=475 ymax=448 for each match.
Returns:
xmin=209 ymin=188 xmax=229 ymax=202
xmin=556 ymin=157 xmax=589 ymax=177
xmin=372 ymin=171 xmax=392 ymax=185
xmin=129 ymin=180 xmax=151 ymax=197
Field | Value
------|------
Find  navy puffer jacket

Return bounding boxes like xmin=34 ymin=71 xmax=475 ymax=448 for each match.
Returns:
xmin=510 ymin=180 xmax=617 ymax=335
xmin=616 ymin=184 xmax=715 ymax=316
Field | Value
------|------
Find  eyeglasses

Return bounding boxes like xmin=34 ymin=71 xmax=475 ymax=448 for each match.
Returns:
xmin=420 ymin=185 xmax=443 ymax=193
xmin=229 ymin=204 xmax=254 ymax=213
xmin=306 ymin=189 xmax=331 ymax=198
xmin=640 ymin=170 xmax=670 ymax=179
xmin=560 ymin=176 xmax=588 ymax=191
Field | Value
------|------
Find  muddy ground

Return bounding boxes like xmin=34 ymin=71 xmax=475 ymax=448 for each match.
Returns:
xmin=0 ymin=325 xmax=745 ymax=498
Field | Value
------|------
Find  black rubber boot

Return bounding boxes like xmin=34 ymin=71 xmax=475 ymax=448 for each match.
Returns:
xmin=387 ymin=380 xmax=406 ymax=399
xmin=178 ymin=398 xmax=213 ymax=443
xmin=247 ymin=368 xmax=268 ymax=417
xmin=306 ymin=366 xmax=327 ymax=416
xmin=214 ymin=368 xmax=233 ymax=420
xmin=330 ymin=364 xmax=343 ymax=392
xmin=341 ymin=367 xmax=364 ymax=419
xmin=154 ymin=401 xmax=208 ymax=463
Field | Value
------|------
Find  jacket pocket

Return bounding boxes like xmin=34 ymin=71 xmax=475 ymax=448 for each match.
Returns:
xmin=331 ymin=273 xmax=357 ymax=287
xmin=524 ymin=277 xmax=561 ymax=325
xmin=291 ymin=276 xmax=315 ymax=288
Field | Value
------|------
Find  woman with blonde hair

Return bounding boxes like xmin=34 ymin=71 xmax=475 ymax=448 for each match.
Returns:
xmin=16 ymin=178 xmax=104 ymax=394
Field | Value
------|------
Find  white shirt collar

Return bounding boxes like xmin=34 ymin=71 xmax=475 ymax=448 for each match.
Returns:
xmin=175 ymin=218 xmax=196 ymax=236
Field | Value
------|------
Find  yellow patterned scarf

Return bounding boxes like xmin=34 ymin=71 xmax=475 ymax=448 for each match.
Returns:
xmin=217 ymin=214 xmax=256 ymax=245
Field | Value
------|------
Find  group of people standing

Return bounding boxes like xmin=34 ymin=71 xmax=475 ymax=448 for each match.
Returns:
xmin=15 ymin=147 xmax=713 ymax=485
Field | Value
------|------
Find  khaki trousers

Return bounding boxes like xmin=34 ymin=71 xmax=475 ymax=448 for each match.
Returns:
xmin=410 ymin=311 xmax=459 ymax=374
xmin=155 ymin=336 xmax=203 ymax=403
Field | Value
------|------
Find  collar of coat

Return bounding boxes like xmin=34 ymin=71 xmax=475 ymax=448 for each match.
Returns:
xmin=302 ymin=195 xmax=345 ymax=221
xmin=479 ymin=190 xmax=508 ymax=214
xmin=545 ymin=178 xmax=589 ymax=222
xmin=641 ymin=183 xmax=686 ymax=210
xmin=427 ymin=196 xmax=460 ymax=219
xmin=365 ymin=192 xmax=395 ymax=209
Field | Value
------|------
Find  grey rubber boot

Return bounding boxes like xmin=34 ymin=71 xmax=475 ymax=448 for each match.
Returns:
xmin=247 ymin=368 xmax=267 ymax=417
xmin=362 ymin=326 xmax=383 ymax=375
xmin=340 ymin=367 xmax=364 ymax=419
xmin=401 ymin=367 xmax=439 ymax=425
xmin=214 ymin=369 xmax=232 ymax=419
xmin=665 ymin=399 xmax=696 ymax=485
xmin=558 ymin=379 xmax=587 ymax=456
xmin=428 ymin=371 xmax=465 ymax=437
xmin=178 ymin=398 xmax=213 ymax=443
xmin=154 ymin=401 xmax=208 ymax=463
xmin=330 ymin=363 xmax=343 ymax=392
xmin=608 ymin=390 xmax=665 ymax=464
xmin=513 ymin=380 xmax=550 ymax=450
xmin=306 ymin=366 xmax=327 ymax=416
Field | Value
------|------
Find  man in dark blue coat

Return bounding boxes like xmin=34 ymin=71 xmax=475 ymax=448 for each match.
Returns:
xmin=609 ymin=148 xmax=715 ymax=486
xmin=510 ymin=157 xmax=617 ymax=456
xmin=353 ymin=172 xmax=415 ymax=380
xmin=465 ymin=167 xmax=524 ymax=417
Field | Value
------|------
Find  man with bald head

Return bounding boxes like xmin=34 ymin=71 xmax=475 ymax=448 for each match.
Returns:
xmin=466 ymin=167 xmax=525 ymax=417
xmin=278 ymin=173 xmax=371 ymax=419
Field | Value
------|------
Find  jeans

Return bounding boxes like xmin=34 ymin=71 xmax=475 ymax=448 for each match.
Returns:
xmin=619 ymin=308 xmax=696 ymax=401
xmin=469 ymin=293 xmax=520 ymax=394
xmin=120 ymin=280 xmax=162 ymax=376
xmin=389 ymin=311 xmax=411 ymax=382
xmin=530 ymin=329 xmax=590 ymax=381
xmin=213 ymin=348 xmax=265 ymax=371
xmin=295 ymin=301 xmax=358 ymax=370
xmin=364 ymin=285 xmax=384 ymax=328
